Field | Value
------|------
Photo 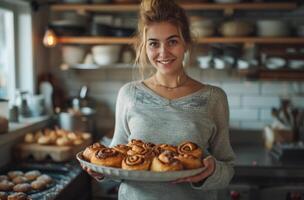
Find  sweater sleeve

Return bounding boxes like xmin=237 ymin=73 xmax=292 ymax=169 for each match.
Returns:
xmin=191 ymin=86 xmax=235 ymax=190
xmin=109 ymin=83 xmax=133 ymax=147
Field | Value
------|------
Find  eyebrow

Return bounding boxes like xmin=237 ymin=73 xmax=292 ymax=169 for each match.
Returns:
xmin=147 ymin=35 xmax=180 ymax=41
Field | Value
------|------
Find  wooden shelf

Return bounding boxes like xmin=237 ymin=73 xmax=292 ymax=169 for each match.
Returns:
xmin=58 ymin=37 xmax=135 ymax=44
xmin=58 ymin=36 xmax=304 ymax=45
xmin=50 ymin=2 xmax=297 ymax=12
xmin=238 ymin=69 xmax=304 ymax=81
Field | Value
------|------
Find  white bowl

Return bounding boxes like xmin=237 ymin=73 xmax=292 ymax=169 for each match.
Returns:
xmin=62 ymin=46 xmax=85 ymax=65
xmin=197 ymin=56 xmax=211 ymax=69
xmin=265 ymin=57 xmax=286 ymax=70
xmin=289 ymin=60 xmax=304 ymax=70
xmin=92 ymin=45 xmax=121 ymax=65
xmin=257 ymin=20 xmax=289 ymax=37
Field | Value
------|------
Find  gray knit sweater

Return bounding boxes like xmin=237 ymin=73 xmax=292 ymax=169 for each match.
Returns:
xmin=110 ymin=81 xmax=235 ymax=200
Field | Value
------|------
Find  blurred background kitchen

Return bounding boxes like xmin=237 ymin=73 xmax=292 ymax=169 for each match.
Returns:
xmin=1 ymin=0 xmax=304 ymax=199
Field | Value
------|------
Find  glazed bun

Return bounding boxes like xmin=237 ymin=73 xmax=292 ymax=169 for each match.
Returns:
xmin=177 ymin=141 xmax=203 ymax=159
xmin=83 ymin=143 xmax=106 ymax=161
xmin=157 ymin=144 xmax=177 ymax=153
xmin=151 ymin=151 xmax=183 ymax=172
xmin=122 ymin=155 xmax=151 ymax=171
xmin=91 ymin=148 xmax=124 ymax=168
xmin=127 ymin=144 xmax=154 ymax=159
xmin=175 ymin=153 xmax=203 ymax=169
xmin=127 ymin=139 xmax=145 ymax=147
xmin=113 ymin=144 xmax=131 ymax=155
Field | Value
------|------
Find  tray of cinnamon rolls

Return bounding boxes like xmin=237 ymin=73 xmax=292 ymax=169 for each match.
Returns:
xmin=77 ymin=139 xmax=206 ymax=182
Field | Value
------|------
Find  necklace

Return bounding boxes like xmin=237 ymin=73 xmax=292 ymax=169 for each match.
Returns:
xmin=153 ymin=74 xmax=188 ymax=91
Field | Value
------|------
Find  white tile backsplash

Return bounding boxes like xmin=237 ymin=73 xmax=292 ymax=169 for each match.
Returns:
xmin=260 ymin=108 xmax=273 ymax=121
xmin=242 ymin=96 xmax=280 ymax=108
xmin=222 ymin=82 xmax=259 ymax=95
xmin=227 ymin=95 xmax=241 ymax=108
xmin=230 ymin=108 xmax=259 ymax=121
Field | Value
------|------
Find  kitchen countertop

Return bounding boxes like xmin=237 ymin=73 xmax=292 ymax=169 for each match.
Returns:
xmin=232 ymin=144 xmax=304 ymax=185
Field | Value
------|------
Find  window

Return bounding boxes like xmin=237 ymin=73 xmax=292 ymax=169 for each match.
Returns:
xmin=0 ymin=8 xmax=14 ymax=99
xmin=0 ymin=0 xmax=33 ymax=103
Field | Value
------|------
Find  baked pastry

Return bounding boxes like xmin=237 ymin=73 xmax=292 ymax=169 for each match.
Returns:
xmin=177 ymin=141 xmax=203 ymax=158
xmin=36 ymin=175 xmax=52 ymax=185
xmin=7 ymin=192 xmax=29 ymax=200
xmin=31 ymin=180 xmax=47 ymax=190
xmin=157 ymin=144 xmax=177 ymax=153
xmin=24 ymin=170 xmax=41 ymax=181
xmin=142 ymin=142 xmax=155 ymax=149
xmin=37 ymin=136 xmax=52 ymax=145
xmin=0 ymin=180 xmax=14 ymax=191
xmin=55 ymin=136 xmax=73 ymax=146
xmin=83 ymin=143 xmax=106 ymax=161
xmin=91 ymin=148 xmax=124 ymax=168
xmin=122 ymin=155 xmax=151 ymax=171
xmin=12 ymin=176 xmax=28 ymax=184
xmin=24 ymin=133 xmax=35 ymax=143
xmin=13 ymin=183 xmax=31 ymax=193
xmin=127 ymin=139 xmax=144 ymax=147
xmin=0 ymin=191 xmax=7 ymax=200
xmin=175 ymin=153 xmax=203 ymax=169
xmin=151 ymin=151 xmax=183 ymax=172
xmin=8 ymin=171 xmax=24 ymax=179
xmin=127 ymin=145 xmax=154 ymax=159
xmin=113 ymin=144 xmax=131 ymax=155
xmin=0 ymin=175 xmax=8 ymax=181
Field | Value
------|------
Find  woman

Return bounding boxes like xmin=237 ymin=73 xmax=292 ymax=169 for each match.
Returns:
xmin=82 ymin=0 xmax=235 ymax=199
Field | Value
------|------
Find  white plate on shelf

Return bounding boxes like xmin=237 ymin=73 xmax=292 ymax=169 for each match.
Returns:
xmin=70 ymin=64 xmax=100 ymax=69
xmin=76 ymin=152 xmax=206 ymax=182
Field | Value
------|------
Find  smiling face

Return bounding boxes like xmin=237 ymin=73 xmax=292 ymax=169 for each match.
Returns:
xmin=146 ymin=22 xmax=187 ymax=76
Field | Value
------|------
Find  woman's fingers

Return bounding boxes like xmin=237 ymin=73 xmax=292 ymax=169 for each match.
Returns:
xmin=172 ymin=156 xmax=215 ymax=184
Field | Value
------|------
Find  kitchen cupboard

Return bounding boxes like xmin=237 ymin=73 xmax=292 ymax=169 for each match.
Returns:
xmin=49 ymin=1 xmax=304 ymax=81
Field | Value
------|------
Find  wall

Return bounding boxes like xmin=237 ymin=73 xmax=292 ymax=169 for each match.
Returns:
xmin=46 ymin=5 xmax=304 ymax=135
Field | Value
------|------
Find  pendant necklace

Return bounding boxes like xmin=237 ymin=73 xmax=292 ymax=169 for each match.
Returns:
xmin=154 ymin=74 xmax=188 ymax=91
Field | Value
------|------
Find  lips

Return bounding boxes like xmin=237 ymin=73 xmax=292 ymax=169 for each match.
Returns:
xmin=157 ymin=59 xmax=175 ymax=65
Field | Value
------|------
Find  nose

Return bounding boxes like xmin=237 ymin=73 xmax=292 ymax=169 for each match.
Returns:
xmin=159 ymin=43 xmax=169 ymax=57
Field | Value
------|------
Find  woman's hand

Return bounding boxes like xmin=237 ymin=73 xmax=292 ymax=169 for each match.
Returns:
xmin=172 ymin=155 xmax=215 ymax=184
xmin=80 ymin=163 xmax=105 ymax=182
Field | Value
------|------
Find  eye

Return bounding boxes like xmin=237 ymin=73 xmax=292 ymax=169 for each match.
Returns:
xmin=148 ymin=41 xmax=159 ymax=48
xmin=168 ymin=39 xmax=178 ymax=46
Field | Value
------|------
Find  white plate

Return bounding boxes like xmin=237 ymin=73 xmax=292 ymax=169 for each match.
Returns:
xmin=76 ymin=152 xmax=206 ymax=182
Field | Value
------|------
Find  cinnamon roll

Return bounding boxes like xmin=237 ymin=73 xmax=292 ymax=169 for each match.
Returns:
xmin=157 ymin=144 xmax=178 ymax=153
xmin=142 ymin=142 xmax=155 ymax=149
xmin=7 ymin=192 xmax=29 ymax=200
xmin=83 ymin=143 xmax=106 ymax=161
xmin=175 ymin=153 xmax=203 ymax=169
xmin=91 ymin=148 xmax=124 ymax=168
xmin=113 ymin=144 xmax=131 ymax=155
xmin=177 ymin=141 xmax=203 ymax=158
xmin=13 ymin=183 xmax=32 ymax=193
xmin=0 ymin=192 xmax=7 ymax=200
xmin=127 ymin=145 xmax=154 ymax=159
xmin=151 ymin=151 xmax=183 ymax=172
xmin=122 ymin=155 xmax=151 ymax=171
xmin=127 ymin=139 xmax=144 ymax=147
xmin=24 ymin=170 xmax=41 ymax=181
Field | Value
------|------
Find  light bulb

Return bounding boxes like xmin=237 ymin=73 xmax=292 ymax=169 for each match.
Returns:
xmin=43 ymin=29 xmax=57 ymax=47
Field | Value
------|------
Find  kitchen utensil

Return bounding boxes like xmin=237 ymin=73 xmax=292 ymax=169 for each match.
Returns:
xmin=77 ymin=151 xmax=206 ymax=182
xmin=265 ymin=57 xmax=286 ymax=70
xmin=62 ymin=46 xmax=85 ymax=65
xmin=219 ymin=20 xmax=254 ymax=37
xmin=28 ymin=94 xmax=45 ymax=117
xmin=257 ymin=20 xmax=289 ymax=37
xmin=0 ymin=98 xmax=8 ymax=118
xmin=92 ymin=45 xmax=121 ymax=66
xmin=58 ymin=107 xmax=96 ymax=133
xmin=40 ymin=82 xmax=54 ymax=115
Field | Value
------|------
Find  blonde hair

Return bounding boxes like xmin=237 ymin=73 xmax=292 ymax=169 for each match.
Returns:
xmin=133 ymin=0 xmax=193 ymax=79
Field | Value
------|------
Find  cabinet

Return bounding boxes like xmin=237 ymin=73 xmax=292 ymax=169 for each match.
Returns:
xmin=50 ymin=1 xmax=304 ymax=80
